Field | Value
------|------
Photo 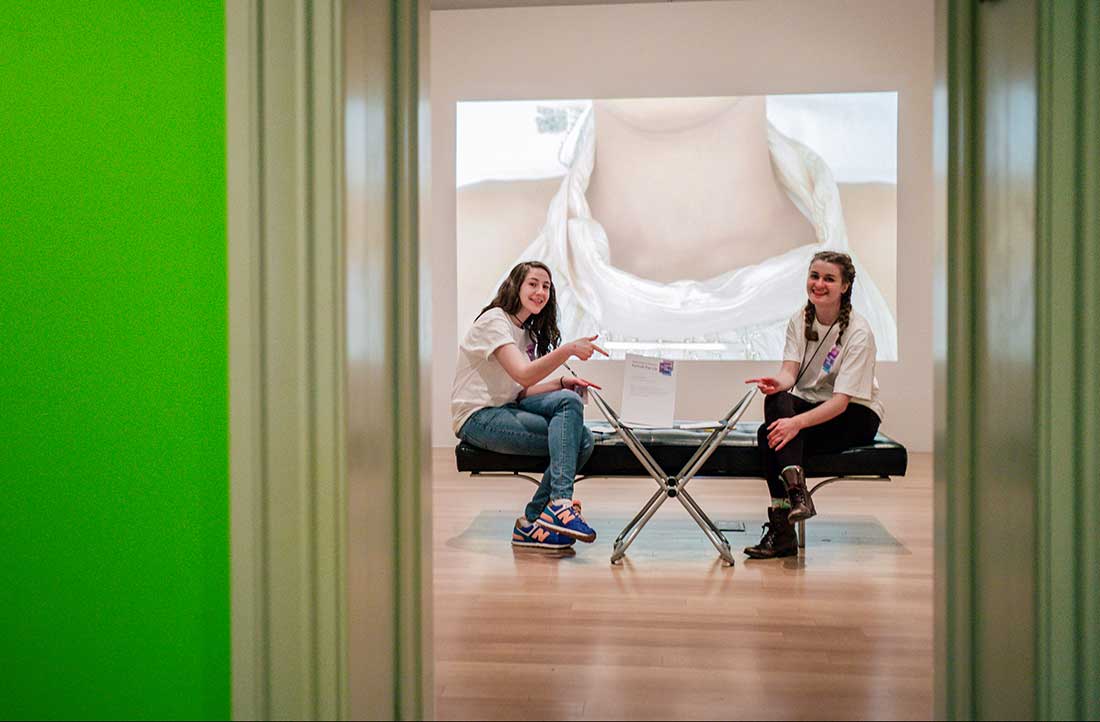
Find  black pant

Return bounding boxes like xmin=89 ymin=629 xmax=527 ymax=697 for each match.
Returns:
xmin=757 ymin=391 xmax=881 ymax=499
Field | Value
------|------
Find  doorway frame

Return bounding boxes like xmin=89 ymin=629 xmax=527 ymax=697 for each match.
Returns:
xmin=227 ymin=1 xmax=431 ymax=719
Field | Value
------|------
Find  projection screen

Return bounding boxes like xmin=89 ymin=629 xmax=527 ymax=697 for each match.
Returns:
xmin=456 ymin=94 xmax=898 ymax=360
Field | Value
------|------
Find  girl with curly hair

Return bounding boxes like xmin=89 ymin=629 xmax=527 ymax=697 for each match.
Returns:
xmin=451 ymin=261 xmax=608 ymax=551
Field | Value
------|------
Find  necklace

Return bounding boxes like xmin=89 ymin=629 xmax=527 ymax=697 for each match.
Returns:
xmin=794 ymin=318 xmax=838 ymax=387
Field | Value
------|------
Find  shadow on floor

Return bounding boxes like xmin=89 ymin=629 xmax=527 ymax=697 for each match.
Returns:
xmin=446 ymin=510 xmax=908 ymax=562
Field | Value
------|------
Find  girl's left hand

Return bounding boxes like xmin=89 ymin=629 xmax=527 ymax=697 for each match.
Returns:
xmin=563 ymin=376 xmax=601 ymax=391
xmin=745 ymin=377 xmax=784 ymax=395
xmin=767 ymin=416 xmax=803 ymax=451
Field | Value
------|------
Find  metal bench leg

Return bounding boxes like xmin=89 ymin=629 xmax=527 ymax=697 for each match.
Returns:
xmin=676 ymin=488 xmax=735 ymax=565
xmin=611 ymin=487 xmax=669 ymax=564
xmin=792 ymin=475 xmax=892 ymax=551
xmin=472 ymin=471 xmax=542 ymax=485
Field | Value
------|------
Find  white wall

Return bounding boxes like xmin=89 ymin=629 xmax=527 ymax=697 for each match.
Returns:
xmin=431 ymin=0 xmax=935 ymax=451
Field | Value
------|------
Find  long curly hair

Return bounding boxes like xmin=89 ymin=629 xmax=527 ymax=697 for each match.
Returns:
xmin=803 ymin=251 xmax=856 ymax=346
xmin=477 ymin=261 xmax=562 ymax=357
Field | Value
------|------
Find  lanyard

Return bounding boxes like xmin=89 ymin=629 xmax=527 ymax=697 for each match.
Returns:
xmin=794 ymin=319 xmax=837 ymax=388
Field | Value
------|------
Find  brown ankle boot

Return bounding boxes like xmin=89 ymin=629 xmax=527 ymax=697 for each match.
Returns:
xmin=743 ymin=507 xmax=798 ymax=559
xmin=781 ymin=465 xmax=817 ymax=522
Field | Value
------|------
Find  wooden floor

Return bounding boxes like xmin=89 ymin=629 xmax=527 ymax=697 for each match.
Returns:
xmin=433 ymin=448 xmax=933 ymax=721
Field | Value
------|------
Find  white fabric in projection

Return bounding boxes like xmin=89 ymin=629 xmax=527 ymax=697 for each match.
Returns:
xmin=477 ymin=101 xmax=898 ymax=361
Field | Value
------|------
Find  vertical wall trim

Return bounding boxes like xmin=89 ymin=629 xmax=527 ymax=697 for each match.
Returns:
xmin=228 ymin=1 xmax=347 ymax=719
xmin=392 ymin=2 xmax=429 ymax=719
xmin=228 ymin=0 xmax=265 ymax=717
xmin=1036 ymin=3 xmax=1073 ymax=716
xmin=939 ymin=0 xmax=1055 ymax=718
xmin=1080 ymin=7 xmax=1100 ymax=715
xmin=345 ymin=1 xmax=432 ymax=719
xmin=1036 ymin=2 xmax=1100 ymax=719
xmin=417 ymin=3 xmax=435 ymax=716
xmin=932 ymin=0 xmax=948 ymax=717
xmin=941 ymin=0 xmax=1100 ymax=719
xmin=1082 ymin=5 xmax=1100 ymax=717
xmin=936 ymin=1 xmax=977 ymax=717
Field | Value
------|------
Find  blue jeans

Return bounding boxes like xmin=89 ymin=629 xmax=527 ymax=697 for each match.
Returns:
xmin=458 ymin=389 xmax=594 ymax=522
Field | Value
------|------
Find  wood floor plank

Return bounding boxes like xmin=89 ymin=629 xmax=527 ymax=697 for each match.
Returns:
xmin=433 ymin=449 xmax=933 ymax=720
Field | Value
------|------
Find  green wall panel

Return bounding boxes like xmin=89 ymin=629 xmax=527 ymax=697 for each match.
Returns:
xmin=0 ymin=2 xmax=229 ymax=719
xmin=939 ymin=1 xmax=1100 ymax=719
xmin=1037 ymin=1 xmax=1100 ymax=719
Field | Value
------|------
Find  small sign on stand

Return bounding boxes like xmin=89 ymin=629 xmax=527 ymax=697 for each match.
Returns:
xmin=620 ymin=353 xmax=676 ymax=428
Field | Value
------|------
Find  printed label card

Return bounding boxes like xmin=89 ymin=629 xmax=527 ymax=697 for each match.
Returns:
xmin=620 ymin=353 xmax=676 ymax=428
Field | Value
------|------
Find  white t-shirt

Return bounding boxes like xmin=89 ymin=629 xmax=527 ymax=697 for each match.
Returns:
xmin=782 ymin=308 xmax=884 ymax=422
xmin=451 ymin=307 xmax=532 ymax=435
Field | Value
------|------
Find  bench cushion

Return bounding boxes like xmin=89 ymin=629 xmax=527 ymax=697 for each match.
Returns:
xmin=454 ymin=421 xmax=907 ymax=479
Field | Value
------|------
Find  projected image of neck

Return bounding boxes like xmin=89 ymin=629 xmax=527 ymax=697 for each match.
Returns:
xmin=456 ymin=93 xmax=898 ymax=361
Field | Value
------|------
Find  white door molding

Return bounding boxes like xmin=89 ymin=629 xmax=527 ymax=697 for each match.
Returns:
xmin=227 ymin=1 xmax=349 ymax=718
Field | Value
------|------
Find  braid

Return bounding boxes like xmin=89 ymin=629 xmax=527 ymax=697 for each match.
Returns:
xmin=836 ymin=290 xmax=853 ymax=346
xmin=803 ymin=300 xmax=818 ymax=341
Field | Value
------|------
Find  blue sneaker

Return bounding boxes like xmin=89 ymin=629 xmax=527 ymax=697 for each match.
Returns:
xmin=511 ymin=518 xmax=575 ymax=550
xmin=537 ymin=500 xmax=597 ymax=543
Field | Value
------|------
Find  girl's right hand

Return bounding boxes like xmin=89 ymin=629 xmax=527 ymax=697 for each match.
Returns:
xmin=563 ymin=376 xmax=601 ymax=391
xmin=569 ymin=335 xmax=609 ymax=361
xmin=745 ymin=377 xmax=784 ymax=395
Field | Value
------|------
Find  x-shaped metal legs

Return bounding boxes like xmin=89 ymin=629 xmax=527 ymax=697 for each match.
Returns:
xmin=566 ymin=368 xmax=756 ymax=567
xmin=610 ymin=470 xmax=736 ymax=564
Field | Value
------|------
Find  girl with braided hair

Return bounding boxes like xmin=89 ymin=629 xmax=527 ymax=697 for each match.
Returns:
xmin=451 ymin=261 xmax=609 ymax=551
xmin=743 ymin=251 xmax=884 ymax=559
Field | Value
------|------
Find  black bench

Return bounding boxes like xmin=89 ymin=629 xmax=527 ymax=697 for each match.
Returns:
xmin=455 ymin=420 xmax=907 ymax=557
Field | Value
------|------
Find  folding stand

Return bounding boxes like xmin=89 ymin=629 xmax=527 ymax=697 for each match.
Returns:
xmin=568 ymin=366 xmax=756 ymax=566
